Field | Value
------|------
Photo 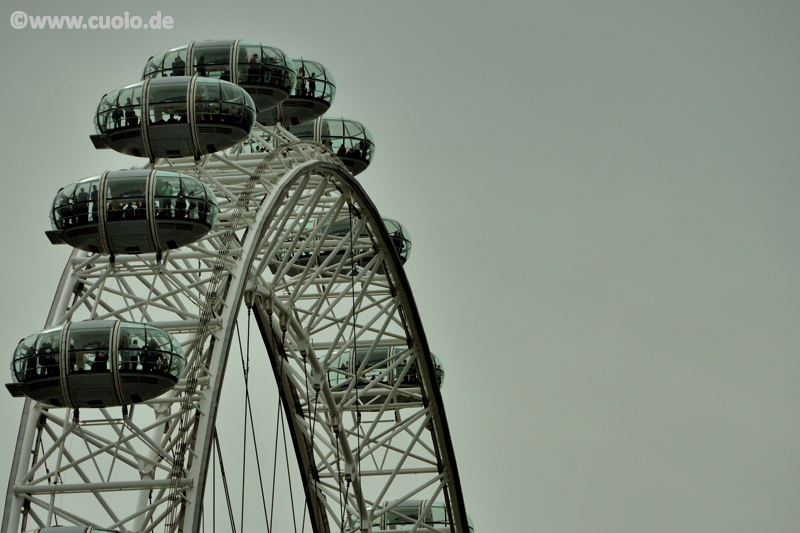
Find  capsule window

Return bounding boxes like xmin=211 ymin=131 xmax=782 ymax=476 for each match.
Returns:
xmin=238 ymin=43 xmax=264 ymax=85
xmin=154 ymin=174 xmax=181 ymax=218
xmin=354 ymin=348 xmax=391 ymax=383
xmin=386 ymin=504 xmax=420 ymax=528
xmin=178 ymin=180 xmax=203 ymax=220
xmin=205 ymin=200 xmax=218 ymax=226
xmin=395 ymin=359 xmax=418 ymax=386
xmin=72 ymin=180 xmax=95 ymax=226
xmin=195 ymin=80 xmax=221 ymax=125
xmin=34 ymin=328 xmax=61 ymax=378
xmin=68 ymin=327 xmax=111 ymax=373
xmin=163 ymin=49 xmax=186 ymax=77
xmin=148 ymin=83 xmax=186 ymax=105
xmin=53 ymin=183 xmax=77 ymax=230
xmin=150 ymin=103 xmax=169 ymax=125
xmin=221 ymin=83 xmax=243 ymax=104
xmin=97 ymin=90 xmax=121 ymax=133
xmin=195 ymin=46 xmax=230 ymax=79
xmin=301 ymin=63 xmax=324 ymax=99
xmin=180 ymin=178 xmax=203 ymax=199
xmin=267 ymin=50 xmax=293 ymax=91
xmin=12 ymin=335 xmax=38 ymax=382
xmin=106 ymin=176 xmax=146 ymax=221
xmin=429 ymin=504 xmax=449 ymax=527
xmin=148 ymin=83 xmax=187 ymax=124
xmin=142 ymin=326 xmax=181 ymax=376
xmin=201 ymin=181 xmax=215 ymax=202
xmin=144 ymin=52 xmax=166 ymax=78
xmin=327 ymin=353 xmax=348 ymax=387
xmin=292 ymin=59 xmax=334 ymax=100
xmin=50 ymin=178 xmax=100 ymax=231
xmin=119 ymin=323 xmax=146 ymax=370
xmin=117 ymin=85 xmax=142 ymax=128
xmin=144 ymin=47 xmax=187 ymax=79
xmin=261 ymin=46 xmax=281 ymax=65
xmin=342 ymin=120 xmax=365 ymax=138
xmin=196 ymin=80 xmax=221 ymax=102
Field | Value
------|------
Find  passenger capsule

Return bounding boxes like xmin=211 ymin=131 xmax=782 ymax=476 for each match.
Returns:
xmin=143 ymin=40 xmax=295 ymax=113
xmin=260 ymin=57 xmax=335 ymax=126
xmin=280 ymin=216 xmax=411 ymax=276
xmin=290 ymin=116 xmax=375 ymax=176
xmin=45 ymin=169 xmax=218 ymax=255
xmin=381 ymin=218 xmax=412 ymax=263
xmin=348 ymin=499 xmax=475 ymax=532
xmin=90 ymin=76 xmax=256 ymax=159
xmin=6 ymin=321 xmax=184 ymax=408
xmin=323 ymin=217 xmax=411 ymax=265
xmin=328 ymin=346 xmax=444 ymax=391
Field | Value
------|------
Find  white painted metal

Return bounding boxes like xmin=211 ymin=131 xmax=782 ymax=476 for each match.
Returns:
xmin=2 ymin=123 xmax=467 ymax=533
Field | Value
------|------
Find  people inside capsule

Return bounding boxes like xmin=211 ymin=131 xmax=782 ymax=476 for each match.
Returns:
xmin=290 ymin=58 xmax=334 ymax=101
xmin=6 ymin=321 xmax=184 ymax=408
xmin=284 ymin=216 xmax=411 ymax=276
xmin=143 ymin=41 xmax=295 ymax=113
xmin=328 ymin=217 xmax=411 ymax=263
xmin=46 ymin=169 xmax=218 ymax=255
xmin=289 ymin=116 xmax=375 ymax=176
xmin=92 ymin=77 xmax=256 ymax=159
xmin=381 ymin=218 xmax=411 ymax=263
xmin=327 ymin=346 xmax=444 ymax=391
xmin=284 ymin=216 xmax=411 ymax=275
xmin=260 ymin=57 xmax=335 ymax=126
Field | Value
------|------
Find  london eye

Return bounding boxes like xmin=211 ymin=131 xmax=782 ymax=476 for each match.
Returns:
xmin=2 ymin=39 xmax=472 ymax=533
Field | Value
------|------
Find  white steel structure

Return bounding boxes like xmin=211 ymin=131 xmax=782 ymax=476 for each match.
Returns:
xmin=2 ymin=80 xmax=468 ymax=533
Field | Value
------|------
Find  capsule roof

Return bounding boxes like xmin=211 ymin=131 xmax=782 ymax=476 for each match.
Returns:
xmin=143 ymin=40 xmax=295 ymax=113
xmin=46 ymin=169 xmax=218 ymax=255
xmin=6 ymin=320 xmax=184 ymax=408
xmin=91 ymin=76 xmax=256 ymax=159
xmin=290 ymin=115 xmax=375 ymax=176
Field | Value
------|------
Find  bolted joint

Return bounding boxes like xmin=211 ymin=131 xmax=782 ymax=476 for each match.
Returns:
xmin=243 ymin=289 xmax=255 ymax=310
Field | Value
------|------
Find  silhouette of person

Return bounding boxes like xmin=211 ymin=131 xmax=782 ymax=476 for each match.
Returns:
xmin=90 ymin=185 xmax=99 ymax=222
xmin=112 ymin=106 xmax=122 ymax=129
xmin=308 ymin=72 xmax=317 ymax=97
xmin=125 ymin=98 xmax=138 ymax=127
xmin=248 ymin=54 xmax=260 ymax=82
xmin=76 ymin=187 xmax=89 ymax=224
xmin=172 ymin=55 xmax=185 ymax=76
xmin=92 ymin=351 xmax=109 ymax=372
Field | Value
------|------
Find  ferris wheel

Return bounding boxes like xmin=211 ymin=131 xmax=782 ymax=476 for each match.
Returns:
xmin=2 ymin=40 xmax=472 ymax=533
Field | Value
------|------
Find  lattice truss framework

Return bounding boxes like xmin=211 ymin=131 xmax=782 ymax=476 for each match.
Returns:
xmin=4 ymin=123 xmax=466 ymax=533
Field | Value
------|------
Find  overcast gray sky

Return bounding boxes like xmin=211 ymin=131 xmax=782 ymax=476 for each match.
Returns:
xmin=2 ymin=1 xmax=800 ymax=532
